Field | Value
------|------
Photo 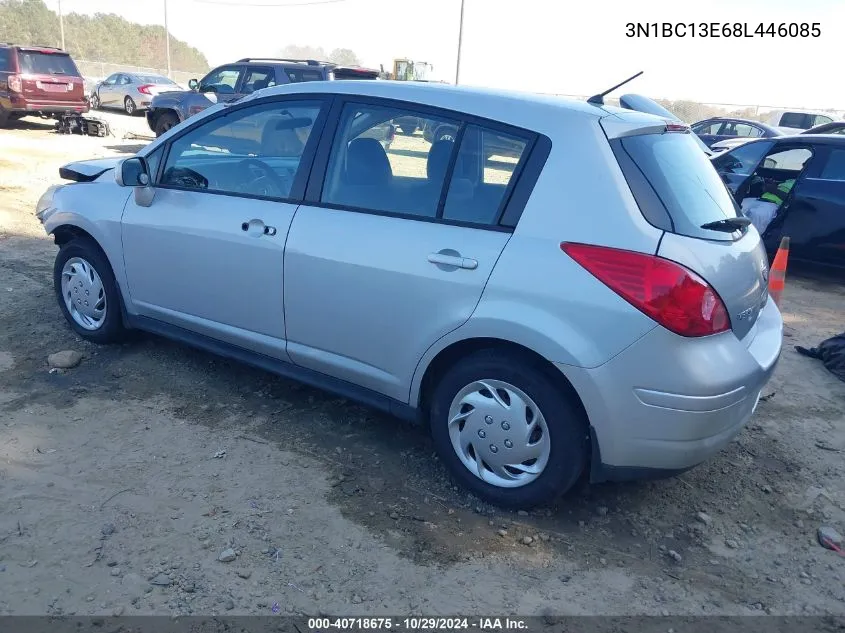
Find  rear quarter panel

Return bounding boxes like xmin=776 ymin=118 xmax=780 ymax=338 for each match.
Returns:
xmin=409 ymin=113 xmax=662 ymax=404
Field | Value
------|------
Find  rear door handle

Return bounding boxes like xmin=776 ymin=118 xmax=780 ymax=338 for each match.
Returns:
xmin=427 ymin=253 xmax=478 ymax=270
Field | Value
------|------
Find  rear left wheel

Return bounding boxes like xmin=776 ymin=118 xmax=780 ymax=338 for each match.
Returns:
xmin=429 ymin=349 xmax=588 ymax=509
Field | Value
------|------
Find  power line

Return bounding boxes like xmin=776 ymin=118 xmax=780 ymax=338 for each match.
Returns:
xmin=191 ymin=0 xmax=346 ymax=6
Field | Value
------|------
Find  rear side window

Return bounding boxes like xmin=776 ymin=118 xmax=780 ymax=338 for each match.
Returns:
xmin=286 ymin=69 xmax=325 ymax=83
xmin=820 ymin=149 xmax=845 ymax=181
xmin=0 ymin=48 xmax=11 ymax=72
xmin=613 ymin=131 xmax=741 ymax=241
xmin=779 ymin=112 xmax=811 ymax=129
xmin=442 ymin=125 xmax=528 ymax=225
xmin=18 ymin=52 xmax=80 ymax=76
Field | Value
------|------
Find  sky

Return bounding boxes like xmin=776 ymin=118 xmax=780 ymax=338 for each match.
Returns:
xmin=45 ymin=0 xmax=845 ymax=109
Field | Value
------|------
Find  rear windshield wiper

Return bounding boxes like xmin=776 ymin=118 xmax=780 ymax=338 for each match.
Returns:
xmin=700 ymin=217 xmax=751 ymax=232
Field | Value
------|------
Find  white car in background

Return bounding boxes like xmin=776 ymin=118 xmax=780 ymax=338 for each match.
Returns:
xmin=766 ymin=109 xmax=838 ymax=135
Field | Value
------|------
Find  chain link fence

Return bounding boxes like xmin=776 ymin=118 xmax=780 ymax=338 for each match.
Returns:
xmin=75 ymin=60 xmax=198 ymax=91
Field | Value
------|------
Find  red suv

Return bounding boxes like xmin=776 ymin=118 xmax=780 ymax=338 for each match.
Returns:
xmin=0 ymin=44 xmax=88 ymax=127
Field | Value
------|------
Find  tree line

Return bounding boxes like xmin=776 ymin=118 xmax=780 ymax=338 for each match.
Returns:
xmin=0 ymin=0 xmax=210 ymax=73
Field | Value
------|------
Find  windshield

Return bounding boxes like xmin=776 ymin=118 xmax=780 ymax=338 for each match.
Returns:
xmin=19 ymin=51 xmax=79 ymax=76
xmin=615 ymin=131 xmax=741 ymax=241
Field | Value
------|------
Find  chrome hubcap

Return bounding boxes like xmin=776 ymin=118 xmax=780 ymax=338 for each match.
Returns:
xmin=448 ymin=379 xmax=551 ymax=488
xmin=61 ymin=257 xmax=106 ymax=330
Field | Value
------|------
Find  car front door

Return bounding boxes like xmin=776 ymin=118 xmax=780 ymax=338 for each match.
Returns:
xmin=198 ymin=65 xmax=245 ymax=105
xmin=121 ymin=97 xmax=327 ymax=358
xmin=711 ymin=139 xmax=775 ymax=195
xmin=98 ymin=73 xmax=119 ymax=106
xmin=283 ymin=99 xmax=535 ymax=402
xmin=776 ymin=146 xmax=845 ymax=267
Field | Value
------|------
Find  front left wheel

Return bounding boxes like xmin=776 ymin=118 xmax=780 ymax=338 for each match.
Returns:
xmin=53 ymin=238 xmax=127 ymax=344
xmin=429 ymin=349 xmax=588 ymax=509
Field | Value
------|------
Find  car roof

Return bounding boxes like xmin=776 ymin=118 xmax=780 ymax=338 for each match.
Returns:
xmin=241 ymin=80 xmax=655 ymax=133
xmin=804 ymin=121 xmax=845 ymax=134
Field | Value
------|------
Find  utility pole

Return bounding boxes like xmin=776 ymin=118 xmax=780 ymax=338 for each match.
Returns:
xmin=164 ymin=0 xmax=172 ymax=78
xmin=58 ymin=0 xmax=65 ymax=49
xmin=454 ymin=0 xmax=465 ymax=85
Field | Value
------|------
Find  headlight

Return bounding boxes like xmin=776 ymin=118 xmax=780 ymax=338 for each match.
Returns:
xmin=35 ymin=184 xmax=61 ymax=220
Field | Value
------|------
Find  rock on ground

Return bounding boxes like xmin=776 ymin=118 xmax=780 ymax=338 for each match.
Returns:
xmin=48 ymin=350 xmax=82 ymax=369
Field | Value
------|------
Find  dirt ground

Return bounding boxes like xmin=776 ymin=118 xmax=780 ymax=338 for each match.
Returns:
xmin=1 ymin=112 xmax=845 ymax=618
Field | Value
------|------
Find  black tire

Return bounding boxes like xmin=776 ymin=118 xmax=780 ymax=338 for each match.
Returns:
xmin=124 ymin=96 xmax=137 ymax=116
xmin=90 ymin=93 xmax=100 ymax=110
xmin=154 ymin=111 xmax=179 ymax=137
xmin=429 ymin=349 xmax=588 ymax=509
xmin=53 ymin=238 xmax=127 ymax=344
xmin=0 ymin=107 xmax=10 ymax=128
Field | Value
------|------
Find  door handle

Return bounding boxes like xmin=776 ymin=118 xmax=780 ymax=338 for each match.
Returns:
xmin=427 ymin=252 xmax=478 ymax=270
xmin=241 ymin=220 xmax=277 ymax=237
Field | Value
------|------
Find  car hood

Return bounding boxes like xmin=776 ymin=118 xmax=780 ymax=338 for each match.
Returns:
xmin=59 ymin=157 xmax=122 ymax=182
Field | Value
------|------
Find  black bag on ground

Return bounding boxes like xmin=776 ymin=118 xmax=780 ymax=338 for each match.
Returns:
xmin=796 ymin=332 xmax=845 ymax=382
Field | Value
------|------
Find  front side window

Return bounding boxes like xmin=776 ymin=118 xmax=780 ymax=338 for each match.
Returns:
xmin=160 ymin=100 xmax=323 ymax=200
xmin=441 ymin=125 xmax=528 ymax=224
xmin=200 ymin=66 xmax=242 ymax=94
xmin=692 ymin=121 xmax=722 ymax=135
xmin=814 ymin=115 xmax=834 ymax=127
xmin=712 ymin=140 xmax=774 ymax=175
xmin=820 ymin=149 xmax=845 ymax=181
xmin=762 ymin=148 xmax=812 ymax=172
xmin=103 ymin=73 xmax=119 ymax=85
xmin=321 ymin=103 xmax=459 ymax=217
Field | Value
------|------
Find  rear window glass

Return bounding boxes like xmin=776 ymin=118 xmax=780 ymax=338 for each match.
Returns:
xmin=779 ymin=112 xmax=811 ymax=129
xmin=137 ymin=75 xmax=174 ymax=84
xmin=615 ymin=132 xmax=741 ymax=241
xmin=286 ymin=69 xmax=325 ymax=83
xmin=18 ymin=51 xmax=80 ymax=76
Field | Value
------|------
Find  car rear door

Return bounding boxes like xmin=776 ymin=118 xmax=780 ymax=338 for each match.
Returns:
xmin=283 ymin=98 xmax=535 ymax=402
xmin=775 ymin=145 xmax=845 ymax=267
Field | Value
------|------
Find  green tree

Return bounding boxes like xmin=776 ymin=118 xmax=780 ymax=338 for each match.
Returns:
xmin=328 ymin=48 xmax=360 ymax=67
xmin=0 ymin=0 xmax=209 ymax=73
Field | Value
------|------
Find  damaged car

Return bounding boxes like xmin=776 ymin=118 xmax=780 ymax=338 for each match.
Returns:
xmin=712 ymin=135 xmax=845 ymax=269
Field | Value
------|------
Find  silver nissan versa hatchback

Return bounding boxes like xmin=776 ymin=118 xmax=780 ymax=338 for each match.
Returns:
xmin=36 ymin=81 xmax=782 ymax=508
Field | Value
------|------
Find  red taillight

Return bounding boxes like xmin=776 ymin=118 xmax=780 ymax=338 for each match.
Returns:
xmin=561 ymin=243 xmax=730 ymax=337
xmin=137 ymin=84 xmax=154 ymax=95
xmin=8 ymin=74 xmax=22 ymax=92
xmin=665 ymin=123 xmax=690 ymax=133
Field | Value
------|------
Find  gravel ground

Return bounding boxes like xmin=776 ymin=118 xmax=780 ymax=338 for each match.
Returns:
xmin=1 ymin=116 xmax=844 ymax=617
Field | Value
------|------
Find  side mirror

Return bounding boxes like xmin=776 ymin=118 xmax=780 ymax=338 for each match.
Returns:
xmin=188 ymin=78 xmax=199 ymax=91
xmin=116 ymin=157 xmax=150 ymax=187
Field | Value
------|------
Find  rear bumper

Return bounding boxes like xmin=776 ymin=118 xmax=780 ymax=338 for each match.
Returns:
xmin=560 ymin=296 xmax=782 ymax=480
xmin=4 ymin=96 xmax=88 ymax=114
